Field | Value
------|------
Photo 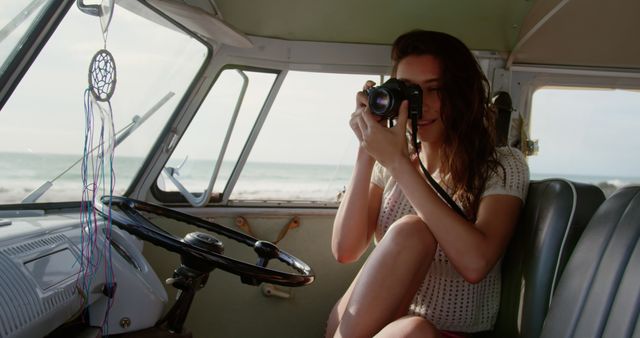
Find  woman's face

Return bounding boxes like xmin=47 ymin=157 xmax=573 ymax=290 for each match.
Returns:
xmin=396 ymin=54 xmax=445 ymax=146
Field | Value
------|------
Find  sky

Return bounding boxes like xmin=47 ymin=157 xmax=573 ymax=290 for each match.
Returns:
xmin=0 ymin=1 xmax=367 ymax=167
xmin=1 ymin=1 xmax=208 ymax=158
xmin=1 ymin=1 xmax=640 ymax=181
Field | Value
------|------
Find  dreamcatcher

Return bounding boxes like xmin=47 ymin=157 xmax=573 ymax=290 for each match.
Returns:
xmin=78 ymin=0 xmax=117 ymax=333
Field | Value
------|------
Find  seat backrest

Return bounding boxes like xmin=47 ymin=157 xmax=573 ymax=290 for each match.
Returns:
xmin=490 ymin=179 xmax=605 ymax=338
xmin=492 ymin=91 xmax=513 ymax=147
xmin=541 ymin=185 xmax=640 ymax=338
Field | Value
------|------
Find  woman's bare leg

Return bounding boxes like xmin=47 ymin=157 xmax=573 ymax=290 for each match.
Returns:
xmin=375 ymin=316 xmax=442 ymax=338
xmin=325 ymin=268 xmax=361 ymax=338
xmin=333 ymin=215 xmax=437 ymax=338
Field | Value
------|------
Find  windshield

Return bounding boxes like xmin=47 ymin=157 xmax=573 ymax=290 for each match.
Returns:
xmin=0 ymin=2 xmax=207 ymax=204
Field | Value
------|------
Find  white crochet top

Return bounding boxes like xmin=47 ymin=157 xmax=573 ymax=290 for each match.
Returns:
xmin=371 ymin=147 xmax=529 ymax=332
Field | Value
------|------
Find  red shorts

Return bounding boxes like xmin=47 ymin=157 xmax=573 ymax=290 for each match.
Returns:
xmin=440 ymin=331 xmax=468 ymax=338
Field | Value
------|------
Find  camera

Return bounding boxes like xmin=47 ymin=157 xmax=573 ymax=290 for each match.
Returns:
xmin=367 ymin=78 xmax=422 ymax=119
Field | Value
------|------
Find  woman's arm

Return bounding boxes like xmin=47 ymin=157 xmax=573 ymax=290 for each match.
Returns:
xmin=360 ymin=102 xmax=524 ymax=283
xmin=331 ymin=81 xmax=384 ymax=263
xmin=331 ymin=149 xmax=382 ymax=263
xmin=387 ymin=159 xmax=522 ymax=283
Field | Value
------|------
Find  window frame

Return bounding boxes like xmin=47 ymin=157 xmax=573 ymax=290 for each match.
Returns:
xmin=148 ymin=48 xmax=506 ymax=209
xmin=514 ymin=68 xmax=640 ymax=185
xmin=150 ymin=65 xmax=287 ymax=206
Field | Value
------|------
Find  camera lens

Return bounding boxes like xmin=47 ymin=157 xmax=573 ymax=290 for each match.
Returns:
xmin=366 ymin=79 xmax=422 ymax=121
xmin=370 ymin=91 xmax=391 ymax=113
xmin=367 ymin=79 xmax=407 ymax=118
xmin=368 ymin=87 xmax=398 ymax=118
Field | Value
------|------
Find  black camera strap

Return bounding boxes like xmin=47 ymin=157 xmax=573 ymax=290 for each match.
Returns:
xmin=410 ymin=115 xmax=468 ymax=219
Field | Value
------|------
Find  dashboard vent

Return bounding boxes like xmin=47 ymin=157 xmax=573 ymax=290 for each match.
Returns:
xmin=2 ymin=234 xmax=68 ymax=257
xmin=0 ymin=252 xmax=46 ymax=337
xmin=0 ymin=235 xmax=79 ymax=337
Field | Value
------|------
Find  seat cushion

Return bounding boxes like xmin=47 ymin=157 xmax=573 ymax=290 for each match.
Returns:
xmin=490 ymin=179 xmax=604 ymax=338
xmin=541 ymin=185 xmax=640 ymax=338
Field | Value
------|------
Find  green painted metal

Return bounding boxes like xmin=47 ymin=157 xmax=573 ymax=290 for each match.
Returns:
xmin=214 ymin=0 xmax=535 ymax=52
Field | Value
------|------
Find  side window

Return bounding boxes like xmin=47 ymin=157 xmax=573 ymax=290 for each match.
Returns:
xmin=160 ymin=69 xmax=379 ymax=205
xmin=528 ymin=86 xmax=640 ymax=196
xmin=159 ymin=68 xmax=278 ymax=198
xmin=230 ymin=71 xmax=375 ymax=203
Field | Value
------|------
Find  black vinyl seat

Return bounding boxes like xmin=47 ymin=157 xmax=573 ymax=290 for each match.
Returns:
xmin=540 ymin=185 xmax=640 ymax=338
xmin=488 ymin=179 xmax=605 ymax=338
xmin=492 ymin=91 xmax=514 ymax=147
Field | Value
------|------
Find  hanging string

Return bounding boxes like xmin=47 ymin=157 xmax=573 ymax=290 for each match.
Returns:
xmin=97 ymin=98 xmax=116 ymax=332
xmin=79 ymin=89 xmax=117 ymax=333
xmin=78 ymin=1 xmax=117 ymax=334
xmin=100 ymin=0 xmax=114 ymax=46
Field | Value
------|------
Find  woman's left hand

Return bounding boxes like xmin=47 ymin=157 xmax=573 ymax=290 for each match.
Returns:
xmin=358 ymin=100 xmax=411 ymax=169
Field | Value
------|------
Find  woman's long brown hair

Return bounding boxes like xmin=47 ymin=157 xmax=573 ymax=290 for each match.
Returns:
xmin=391 ymin=30 xmax=500 ymax=219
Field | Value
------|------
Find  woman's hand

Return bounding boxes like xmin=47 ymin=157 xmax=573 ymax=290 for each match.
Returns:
xmin=358 ymin=99 xmax=411 ymax=169
xmin=332 ymin=81 xmax=386 ymax=264
xmin=350 ymin=80 xmax=376 ymax=144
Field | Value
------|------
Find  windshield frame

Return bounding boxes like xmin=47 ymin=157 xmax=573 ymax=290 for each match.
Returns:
xmin=0 ymin=0 xmax=71 ymax=110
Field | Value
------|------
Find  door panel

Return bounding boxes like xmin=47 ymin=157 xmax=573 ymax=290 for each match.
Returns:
xmin=143 ymin=211 xmax=369 ymax=337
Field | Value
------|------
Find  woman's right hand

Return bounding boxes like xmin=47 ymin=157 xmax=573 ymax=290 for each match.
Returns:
xmin=332 ymin=81 xmax=384 ymax=263
xmin=350 ymin=80 xmax=377 ymax=145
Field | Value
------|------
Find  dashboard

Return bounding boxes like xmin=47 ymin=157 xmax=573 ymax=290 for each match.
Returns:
xmin=0 ymin=212 xmax=167 ymax=337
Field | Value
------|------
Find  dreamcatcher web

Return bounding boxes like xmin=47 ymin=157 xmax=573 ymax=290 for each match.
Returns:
xmin=88 ymin=49 xmax=116 ymax=101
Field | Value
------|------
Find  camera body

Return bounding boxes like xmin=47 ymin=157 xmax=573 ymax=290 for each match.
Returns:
xmin=368 ymin=78 xmax=422 ymax=120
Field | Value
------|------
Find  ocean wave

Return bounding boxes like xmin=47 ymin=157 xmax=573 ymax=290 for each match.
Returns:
xmin=0 ymin=184 xmax=129 ymax=204
xmin=230 ymin=188 xmax=341 ymax=201
xmin=0 ymin=183 xmax=344 ymax=204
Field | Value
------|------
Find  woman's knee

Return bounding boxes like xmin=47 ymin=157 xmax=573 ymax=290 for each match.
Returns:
xmin=375 ymin=316 xmax=440 ymax=338
xmin=385 ymin=215 xmax=436 ymax=249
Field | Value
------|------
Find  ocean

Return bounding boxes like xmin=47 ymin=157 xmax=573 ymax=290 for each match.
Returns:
xmin=1 ymin=152 xmax=638 ymax=204
xmin=0 ymin=152 xmax=354 ymax=204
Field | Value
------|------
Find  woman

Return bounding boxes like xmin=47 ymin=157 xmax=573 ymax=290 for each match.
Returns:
xmin=326 ymin=30 xmax=529 ymax=338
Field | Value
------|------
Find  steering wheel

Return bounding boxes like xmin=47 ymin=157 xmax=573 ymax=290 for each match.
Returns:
xmin=98 ymin=196 xmax=314 ymax=287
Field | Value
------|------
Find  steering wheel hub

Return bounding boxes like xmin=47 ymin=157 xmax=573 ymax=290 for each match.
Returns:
xmin=181 ymin=232 xmax=225 ymax=272
xmin=184 ymin=232 xmax=224 ymax=254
